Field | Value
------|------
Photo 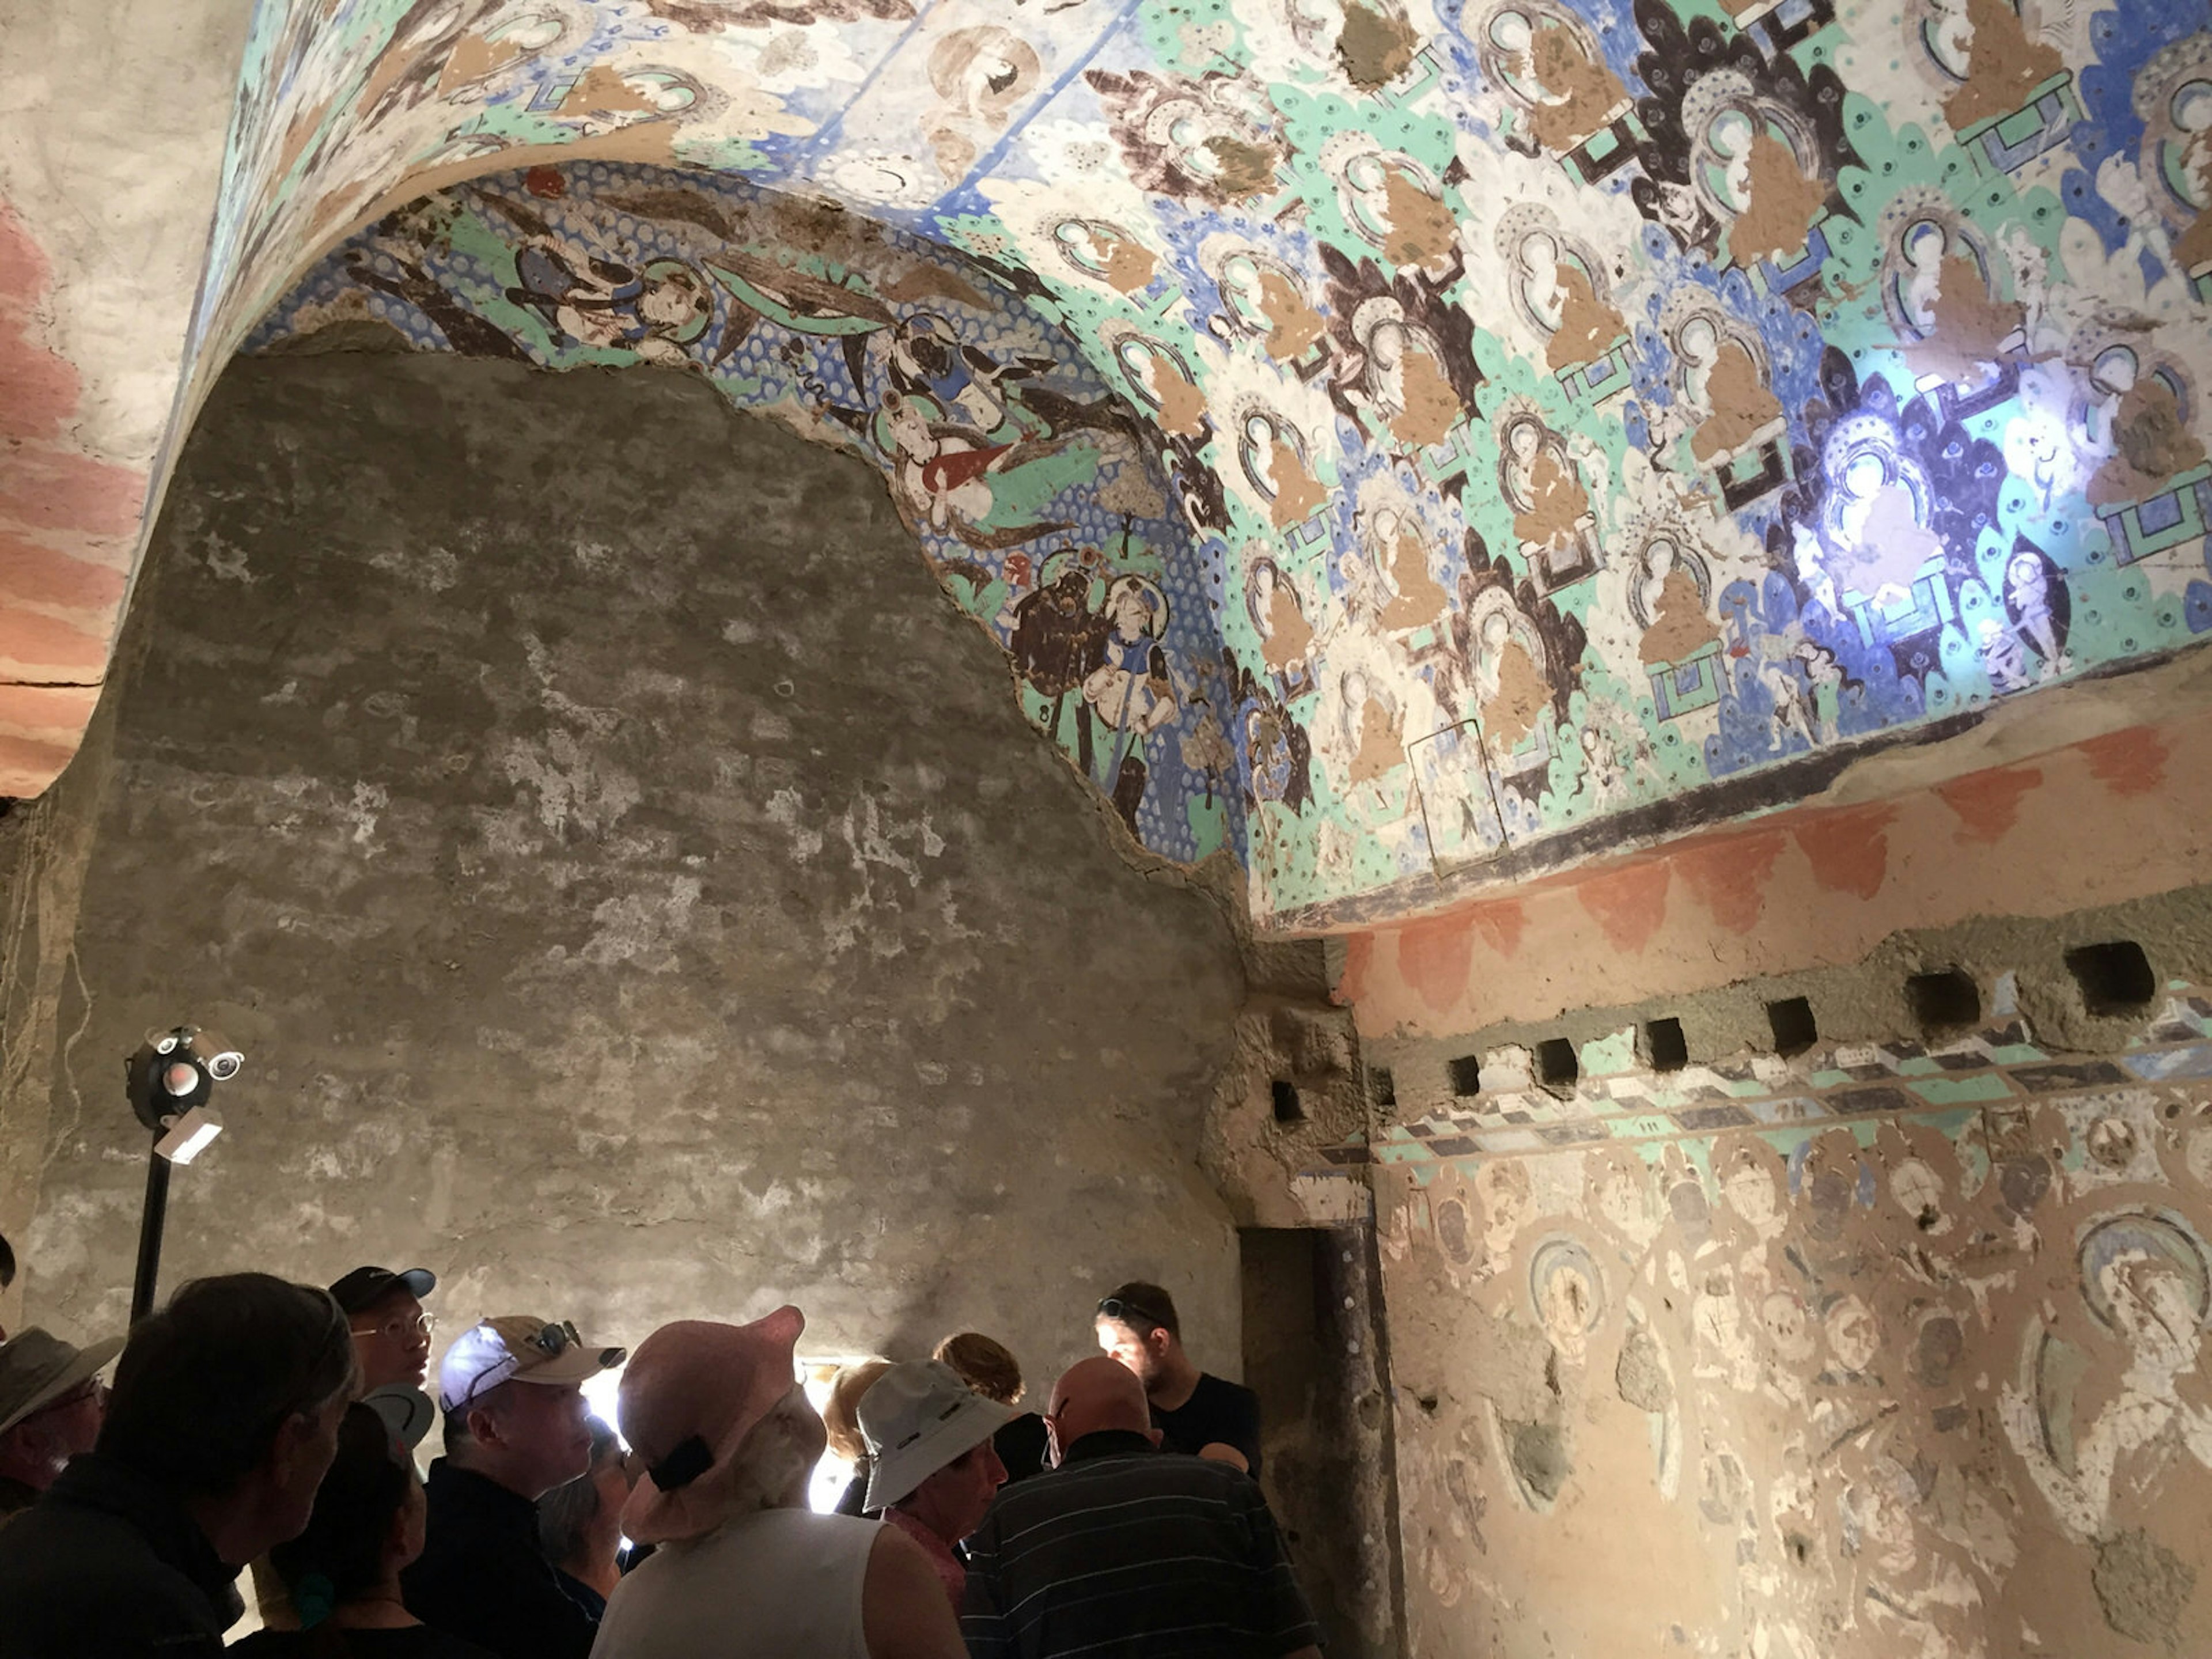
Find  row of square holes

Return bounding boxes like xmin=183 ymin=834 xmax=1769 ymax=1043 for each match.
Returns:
xmin=1358 ymin=940 xmax=2160 ymax=1103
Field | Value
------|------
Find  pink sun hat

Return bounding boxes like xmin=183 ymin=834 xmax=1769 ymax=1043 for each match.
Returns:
xmin=618 ymin=1306 xmax=807 ymax=1544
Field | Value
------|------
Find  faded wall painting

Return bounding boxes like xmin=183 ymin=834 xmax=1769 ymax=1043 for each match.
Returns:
xmin=1358 ymin=988 xmax=2212 ymax=1654
xmin=9 ymin=0 xmax=2212 ymax=926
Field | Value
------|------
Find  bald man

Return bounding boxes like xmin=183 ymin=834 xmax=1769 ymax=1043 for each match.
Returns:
xmin=960 ymin=1357 xmax=1322 ymax=1658
xmin=1042 ymin=1357 xmax=1153 ymax=1464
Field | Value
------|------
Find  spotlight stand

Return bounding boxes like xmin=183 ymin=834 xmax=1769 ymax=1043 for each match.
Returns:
xmin=128 ymin=1149 xmax=171 ymax=1325
xmin=124 ymin=1027 xmax=243 ymax=1323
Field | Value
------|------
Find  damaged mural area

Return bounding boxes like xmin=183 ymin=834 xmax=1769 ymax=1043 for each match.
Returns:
xmin=249 ymin=162 xmax=1238 ymax=866
xmin=1371 ymin=1002 xmax=2212 ymax=1657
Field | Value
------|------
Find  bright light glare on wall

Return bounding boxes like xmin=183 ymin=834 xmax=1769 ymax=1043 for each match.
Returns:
xmin=582 ymin=1364 xmax=626 ymax=1442
xmin=804 ymin=1361 xmax=857 ymax=1514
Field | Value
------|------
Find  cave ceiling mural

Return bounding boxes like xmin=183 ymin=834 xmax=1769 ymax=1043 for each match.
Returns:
xmin=6 ymin=0 xmax=2212 ymax=927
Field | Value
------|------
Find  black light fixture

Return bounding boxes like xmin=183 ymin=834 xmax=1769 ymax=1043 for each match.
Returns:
xmin=126 ymin=1027 xmax=243 ymax=1322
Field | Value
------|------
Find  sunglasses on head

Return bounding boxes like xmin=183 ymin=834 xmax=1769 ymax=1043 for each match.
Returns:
xmin=1096 ymin=1297 xmax=1164 ymax=1332
xmin=525 ymin=1319 xmax=585 ymax=1357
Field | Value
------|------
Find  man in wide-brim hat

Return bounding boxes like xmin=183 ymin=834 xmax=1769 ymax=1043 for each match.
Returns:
xmin=591 ymin=1306 xmax=966 ymax=1659
xmin=0 ymin=1328 xmax=123 ymax=1524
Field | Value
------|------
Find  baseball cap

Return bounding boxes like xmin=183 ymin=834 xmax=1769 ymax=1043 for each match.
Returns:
xmin=859 ymin=1359 xmax=1016 ymax=1510
xmin=438 ymin=1316 xmax=626 ymax=1412
xmin=328 ymin=1267 xmax=436 ymax=1313
xmin=0 ymin=1328 xmax=124 ymax=1436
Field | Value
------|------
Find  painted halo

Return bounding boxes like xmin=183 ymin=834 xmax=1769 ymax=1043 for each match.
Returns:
xmin=2077 ymin=1210 xmax=2212 ymax=1334
xmin=1528 ymin=1234 xmax=1605 ymax=1332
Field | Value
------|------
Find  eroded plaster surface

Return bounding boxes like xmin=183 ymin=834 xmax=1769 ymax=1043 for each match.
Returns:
xmin=14 ymin=347 xmax=1248 ymax=1388
xmin=9 ymin=0 xmax=2212 ymax=930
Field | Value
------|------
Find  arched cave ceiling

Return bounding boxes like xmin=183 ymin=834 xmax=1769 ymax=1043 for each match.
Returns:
xmin=3 ymin=0 xmax=2211 ymax=928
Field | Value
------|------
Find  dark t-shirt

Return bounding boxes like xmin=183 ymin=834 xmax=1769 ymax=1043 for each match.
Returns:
xmin=0 ymin=1454 xmax=241 ymax=1658
xmin=1152 ymin=1373 xmax=1263 ymax=1478
xmin=400 ymin=1461 xmax=596 ymax=1659
xmin=995 ymin=1413 xmax=1051 ymax=1484
xmin=232 ymin=1627 xmax=496 ymax=1658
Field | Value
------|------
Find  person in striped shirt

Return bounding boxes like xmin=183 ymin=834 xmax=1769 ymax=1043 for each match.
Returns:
xmin=959 ymin=1357 xmax=1324 ymax=1658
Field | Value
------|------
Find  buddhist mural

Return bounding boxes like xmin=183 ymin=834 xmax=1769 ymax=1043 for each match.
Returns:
xmin=1364 ymin=987 xmax=2212 ymax=1654
xmin=20 ymin=0 xmax=2207 ymax=921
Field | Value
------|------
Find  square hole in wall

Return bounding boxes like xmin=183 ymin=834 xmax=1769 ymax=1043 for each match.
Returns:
xmin=2065 ymin=940 xmax=2157 ymax=1017
xmin=1369 ymin=1066 xmax=1396 ymax=1109
xmin=1271 ymin=1080 xmax=1304 ymax=1123
xmin=1906 ymin=969 xmax=1982 ymax=1038
xmin=1448 ymin=1055 xmax=1483 ymax=1096
xmin=1766 ymin=996 xmax=1818 ymax=1058
xmin=1535 ymin=1037 xmax=1579 ymax=1093
xmin=1642 ymin=1017 xmax=1688 ymax=1073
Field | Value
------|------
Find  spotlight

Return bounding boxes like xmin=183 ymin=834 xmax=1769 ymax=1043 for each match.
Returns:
xmin=125 ymin=1027 xmax=244 ymax=1320
xmin=153 ymin=1107 xmax=224 ymax=1166
xmin=127 ymin=1026 xmax=239 ymax=1136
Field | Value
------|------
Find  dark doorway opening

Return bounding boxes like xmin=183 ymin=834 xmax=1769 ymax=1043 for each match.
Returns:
xmin=1241 ymin=1226 xmax=1400 ymax=1658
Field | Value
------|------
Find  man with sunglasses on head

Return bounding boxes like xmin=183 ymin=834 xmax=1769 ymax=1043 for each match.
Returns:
xmin=331 ymin=1265 xmax=438 ymax=1396
xmin=1093 ymin=1282 xmax=1262 ymax=1477
xmin=402 ymin=1315 xmax=626 ymax=1659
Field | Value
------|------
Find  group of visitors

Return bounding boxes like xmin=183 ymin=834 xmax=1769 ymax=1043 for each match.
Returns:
xmin=0 ymin=1251 xmax=1321 ymax=1659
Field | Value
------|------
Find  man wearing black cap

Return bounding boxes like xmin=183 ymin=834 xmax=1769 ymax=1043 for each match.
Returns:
xmin=331 ymin=1266 xmax=437 ymax=1396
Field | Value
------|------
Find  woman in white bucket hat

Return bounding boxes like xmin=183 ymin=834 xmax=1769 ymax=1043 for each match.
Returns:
xmin=858 ymin=1360 xmax=1015 ymax=1615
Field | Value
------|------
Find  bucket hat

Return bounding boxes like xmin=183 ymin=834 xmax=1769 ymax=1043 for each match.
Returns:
xmin=0 ymin=1329 xmax=123 ymax=1437
xmin=859 ymin=1360 xmax=1016 ymax=1510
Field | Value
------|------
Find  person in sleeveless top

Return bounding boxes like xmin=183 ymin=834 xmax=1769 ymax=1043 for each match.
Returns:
xmin=590 ymin=1307 xmax=964 ymax=1659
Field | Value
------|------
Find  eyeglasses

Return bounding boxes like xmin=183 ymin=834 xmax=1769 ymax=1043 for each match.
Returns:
xmin=1096 ymin=1297 xmax=1164 ymax=1332
xmin=30 ymin=1378 xmax=104 ymax=1421
xmin=350 ymin=1312 xmax=435 ymax=1343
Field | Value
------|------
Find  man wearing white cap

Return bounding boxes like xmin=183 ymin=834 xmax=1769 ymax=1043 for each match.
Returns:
xmin=0 ymin=1329 xmax=123 ymax=1525
xmin=858 ymin=1361 xmax=1013 ymax=1614
xmin=592 ymin=1306 xmax=965 ymax=1659
xmin=401 ymin=1315 xmax=625 ymax=1659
